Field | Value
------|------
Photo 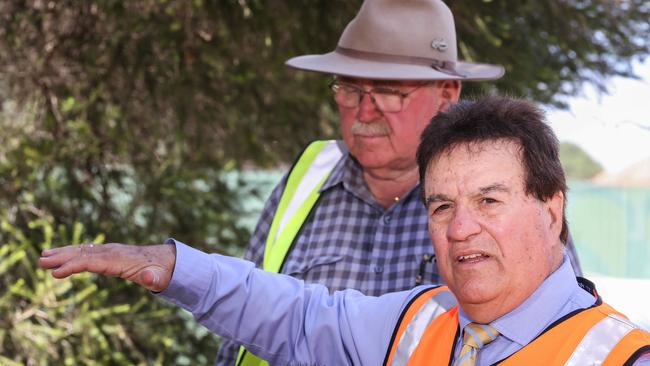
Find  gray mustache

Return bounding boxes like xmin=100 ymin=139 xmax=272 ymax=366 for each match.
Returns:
xmin=350 ymin=121 xmax=391 ymax=136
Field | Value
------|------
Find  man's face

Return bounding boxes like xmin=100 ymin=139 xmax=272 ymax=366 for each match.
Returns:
xmin=336 ymin=78 xmax=456 ymax=173
xmin=423 ymin=140 xmax=564 ymax=322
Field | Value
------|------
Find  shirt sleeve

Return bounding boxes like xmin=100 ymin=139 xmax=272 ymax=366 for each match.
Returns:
xmin=158 ymin=240 xmax=412 ymax=366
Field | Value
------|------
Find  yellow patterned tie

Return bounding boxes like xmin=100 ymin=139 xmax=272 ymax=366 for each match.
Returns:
xmin=453 ymin=323 xmax=500 ymax=366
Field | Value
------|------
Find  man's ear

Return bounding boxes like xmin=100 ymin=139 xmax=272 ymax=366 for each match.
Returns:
xmin=435 ymin=80 xmax=461 ymax=111
xmin=546 ymin=191 xmax=564 ymax=238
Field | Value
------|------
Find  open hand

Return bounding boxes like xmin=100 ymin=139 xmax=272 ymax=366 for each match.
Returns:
xmin=39 ymin=243 xmax=176 ymax=292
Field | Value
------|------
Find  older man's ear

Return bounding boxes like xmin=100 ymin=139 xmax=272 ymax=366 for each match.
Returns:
xmin=436 ymin=80 xmax=461 ymax=112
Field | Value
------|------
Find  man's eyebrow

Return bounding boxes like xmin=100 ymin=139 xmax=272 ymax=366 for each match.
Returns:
xmin=424 ymin=194 xmax=451 ymax=208
xmin=479 ymin=183 xmax=510 ymax=195
xmin=425 ymin=184 xmax=510 ymax=207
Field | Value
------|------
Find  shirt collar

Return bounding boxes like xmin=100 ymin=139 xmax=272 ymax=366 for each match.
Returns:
xmin=319 ymin=141 xmax=421 ymax=210
xmin=458 ymin=253 xmax=592 ymax=346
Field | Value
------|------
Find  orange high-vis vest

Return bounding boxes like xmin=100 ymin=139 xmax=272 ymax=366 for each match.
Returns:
xmin=383 ymin=286 xmax=650 ymax=366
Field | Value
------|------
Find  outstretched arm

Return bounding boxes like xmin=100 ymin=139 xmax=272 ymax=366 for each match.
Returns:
xmin=39 ymin=240 xmax=412 ymax=365
xmin=38 ymin=243 xmax=176 ymax=292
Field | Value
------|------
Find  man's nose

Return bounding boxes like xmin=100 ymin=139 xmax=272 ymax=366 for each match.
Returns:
xmin=356 ymin=92 xmax=382 ymax=122
xmin=447 ymin=206 xmax=481 ymax=242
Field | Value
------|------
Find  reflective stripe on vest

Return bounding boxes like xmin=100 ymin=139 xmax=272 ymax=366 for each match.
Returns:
xmin=263 ymin=139 xmax=343 ymax=272
xmin=390 ymin=289 xmax=456 ymax=366
xmin=236 ymin=140 xmax=343 ymax=366
xmin=385 ymin=290 xmax=650 ymax=366
xmin=500 ymin=303 xmax=650 ymax=365
xmin=566 ymin=313 xmax=637 ymax=366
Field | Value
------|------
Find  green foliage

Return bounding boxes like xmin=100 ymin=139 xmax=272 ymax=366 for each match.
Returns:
xmin=560 ymin=142 xmax=604 ymax=180
xmin=0 ymin=217 xmax=219 ymax=365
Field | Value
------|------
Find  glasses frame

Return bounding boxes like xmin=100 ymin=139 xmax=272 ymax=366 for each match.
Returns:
xmin=329 ymin=79 xmax=430 ymax=113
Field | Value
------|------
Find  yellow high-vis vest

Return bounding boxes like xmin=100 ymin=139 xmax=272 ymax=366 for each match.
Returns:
xmin=236 ymin=140 xmax=343 ymax=366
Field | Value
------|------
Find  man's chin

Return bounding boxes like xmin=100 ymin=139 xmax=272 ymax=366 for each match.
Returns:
xmin=452 ymin=281 xmax=500 ymax=307
xmin=354 ymin=154 xmax=395 ymax=171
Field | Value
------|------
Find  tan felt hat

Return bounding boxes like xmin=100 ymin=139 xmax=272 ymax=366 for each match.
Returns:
xmin=286 ymin=0 xmax=504 ymax=81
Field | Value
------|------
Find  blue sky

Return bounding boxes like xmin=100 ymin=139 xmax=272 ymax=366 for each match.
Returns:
xmin=546 ymin=59 xmax=650 ymax=173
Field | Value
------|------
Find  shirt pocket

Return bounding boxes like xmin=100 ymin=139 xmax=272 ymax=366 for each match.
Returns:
xmin=285 ymin=255 xmax=344 ymax=277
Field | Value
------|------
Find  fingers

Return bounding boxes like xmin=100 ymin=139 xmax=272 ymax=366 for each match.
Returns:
xmin=39 ymin=244 xmax=85 ymax=270
xmin=39 ymin=243 xmax=107 ymax=278
xmin=53 ymin=254 xmax=110 ymax=279
xmin=79 ymin=243 xmax=95 ymax=257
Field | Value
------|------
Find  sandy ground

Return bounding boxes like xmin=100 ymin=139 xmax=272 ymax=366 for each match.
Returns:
xmin=588 ymin=274 xmax=650 ymax=331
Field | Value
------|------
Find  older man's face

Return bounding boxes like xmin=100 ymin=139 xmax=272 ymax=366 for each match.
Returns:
xmin=336 ymin=78 xmax=455 ymax=174
xmin=423 ymin=139 xmax=564 ymax=322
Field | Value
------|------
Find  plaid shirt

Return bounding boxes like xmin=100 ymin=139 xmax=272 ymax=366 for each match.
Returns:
xmin=215 ymin=141 xmax=582 ymax=365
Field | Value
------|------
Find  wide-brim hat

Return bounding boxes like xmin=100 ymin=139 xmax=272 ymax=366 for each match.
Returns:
xmin=286 ymin=0 xmax=504 ymax=81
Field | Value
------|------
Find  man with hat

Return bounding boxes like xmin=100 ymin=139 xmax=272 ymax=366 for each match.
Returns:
xmin=214 ymin=0 xmax=582 ymax=365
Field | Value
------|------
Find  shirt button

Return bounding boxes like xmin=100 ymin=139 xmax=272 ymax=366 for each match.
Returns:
xmin=374 ymin=266 xmax=384 ymax=273
xmin=383 ymin=214 xmax=392 ymax=224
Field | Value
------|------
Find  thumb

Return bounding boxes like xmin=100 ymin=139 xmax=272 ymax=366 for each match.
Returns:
xmin=139 ymin=269 xmax=164 ymax=292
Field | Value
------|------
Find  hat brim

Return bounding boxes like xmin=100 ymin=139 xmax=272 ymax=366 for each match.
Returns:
xmin=286 ymin=51 xmax=504 ymax=81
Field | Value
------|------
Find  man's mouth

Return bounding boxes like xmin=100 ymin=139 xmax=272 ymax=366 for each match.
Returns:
xmin=457 ymin=253 xmax=489 ymax=263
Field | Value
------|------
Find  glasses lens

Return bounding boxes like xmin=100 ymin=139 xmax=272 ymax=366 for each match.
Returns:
xmin=372 ymin=92 xmax=402 ymax=113
xmin=333 ymin=83 xmax=362 ymax=108
xmin=331 ymin=82 xmax=409 ymax=112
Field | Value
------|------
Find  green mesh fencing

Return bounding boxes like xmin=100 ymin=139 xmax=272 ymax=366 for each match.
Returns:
xmin=567 ymin=182 xmax=650 ymax=278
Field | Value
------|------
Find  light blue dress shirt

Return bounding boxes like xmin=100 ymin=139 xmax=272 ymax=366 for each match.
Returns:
xmin=159 ymin=240 xmax=649 ymax=365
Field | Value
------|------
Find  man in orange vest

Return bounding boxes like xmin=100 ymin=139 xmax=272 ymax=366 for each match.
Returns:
xmin=40 ymin=96 xmax=650 ymax=365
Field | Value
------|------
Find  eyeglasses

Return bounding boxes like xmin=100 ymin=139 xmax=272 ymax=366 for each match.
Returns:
xmin=329 ymin=80 xmax=429 ymax=113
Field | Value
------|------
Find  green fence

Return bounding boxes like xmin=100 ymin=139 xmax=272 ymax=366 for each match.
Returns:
xmin=567 ymin=182 xmax=650 ymax=278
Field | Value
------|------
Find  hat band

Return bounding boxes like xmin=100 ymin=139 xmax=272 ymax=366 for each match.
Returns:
xmin=335 ymin=46 xmax=465 ymax=78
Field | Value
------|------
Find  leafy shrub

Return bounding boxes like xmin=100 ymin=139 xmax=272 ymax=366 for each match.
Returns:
xmin=0 ymin=217 xmax=219 ymax=365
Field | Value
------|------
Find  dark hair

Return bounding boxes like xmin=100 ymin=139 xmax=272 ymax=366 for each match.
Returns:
xmin=416 ymin=96 xmax=569 ymax=243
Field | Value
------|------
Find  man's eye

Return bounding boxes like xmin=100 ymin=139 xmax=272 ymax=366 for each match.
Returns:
xmin=432 ymin=204 xmax=451 ymax=214
xmin=340 ymin=85 xmax=361 ymax=93
xmin=482 ymin=198 xmax=498 ymax=204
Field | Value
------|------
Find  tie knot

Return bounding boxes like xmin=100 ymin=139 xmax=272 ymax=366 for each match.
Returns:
xmin=463 ymin=323 xmax=499 ymax=350
xmin=453 ymin=323 xmax=500 ymax=366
